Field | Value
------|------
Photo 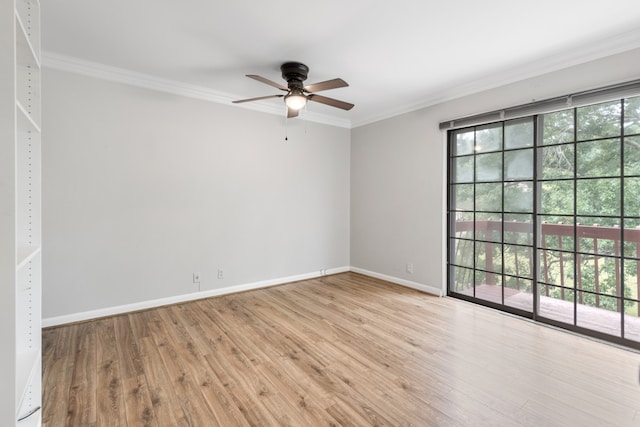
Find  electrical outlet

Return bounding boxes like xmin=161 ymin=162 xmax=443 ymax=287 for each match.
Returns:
xmin=193 ymin=272 xmax=201 ymax=283
xmin=217 ymin=269 xmax=224 ymax=280
xmin=406 ymin=263 xmax=414 ymax=274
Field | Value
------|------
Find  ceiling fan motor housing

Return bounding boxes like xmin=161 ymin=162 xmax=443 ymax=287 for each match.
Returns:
xmin=281 ymin=62 xmax=309 ymax=89
xmin=233 ymin=62 xmax=353 ymax=113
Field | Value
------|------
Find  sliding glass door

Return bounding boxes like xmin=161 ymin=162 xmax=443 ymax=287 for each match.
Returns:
xmin=447 ymin=96 xmax=640 ymax=348
xmin=449 ymin=119 xmax=535 ymax=313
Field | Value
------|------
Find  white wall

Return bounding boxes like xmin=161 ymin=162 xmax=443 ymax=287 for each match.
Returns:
xmin=350 ymin=111 xmax=443 ymax=293
xmin=350 ymin=48 xmax=640 ymax=292
xmin=43 ymin=47 xmax=640 ymax=322
xmin=42 ymin=68 xmax=350 ymax=320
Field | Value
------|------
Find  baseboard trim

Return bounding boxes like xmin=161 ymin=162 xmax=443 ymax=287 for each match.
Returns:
xmin=41 ymin=265 xmax=442 ymax=327
xmin=42 ymin=266 xmax=350 ymax=327
xmin=349 ymin=267 xmax=444 ymax=297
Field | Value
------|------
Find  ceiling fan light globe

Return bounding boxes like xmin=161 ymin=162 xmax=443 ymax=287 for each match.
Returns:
xmin=285 ymin=94 xmax=307 ymax=110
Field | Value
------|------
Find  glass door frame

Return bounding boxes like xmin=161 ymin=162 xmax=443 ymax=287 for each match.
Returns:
xmin=446 ymin=99 xmax=640 ymax=350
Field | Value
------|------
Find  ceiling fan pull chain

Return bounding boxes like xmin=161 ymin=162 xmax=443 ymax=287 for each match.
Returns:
xmin=284 ymin=115 xmax=289 ymax=141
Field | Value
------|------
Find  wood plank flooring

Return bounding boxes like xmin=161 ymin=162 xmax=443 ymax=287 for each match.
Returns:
xmin=42 ymin=272 xmax=640 ymax=426
xmin=459 ymin=284 xmax=640 ymax=341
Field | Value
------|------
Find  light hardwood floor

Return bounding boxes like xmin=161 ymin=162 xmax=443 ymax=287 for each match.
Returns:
xmin=43 ymin=272 xmax=640 ymax=426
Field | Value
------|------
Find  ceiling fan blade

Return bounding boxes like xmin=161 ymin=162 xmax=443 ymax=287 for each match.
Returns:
xmin=232 ymin=94 xmax=284 ymax=104
xmin=308 ymin=94 xmax=354 ymax=111
xmin=287 ymin=108 xmax=299 ymax=119
xmin=247 ymin=75 xmax=288 ymax=91
xmin=304 ymin=78 xmax=349 ymax=93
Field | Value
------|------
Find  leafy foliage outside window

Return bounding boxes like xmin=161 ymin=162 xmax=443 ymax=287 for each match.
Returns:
xmin=450 ymin=95 xmax=640 ymax=320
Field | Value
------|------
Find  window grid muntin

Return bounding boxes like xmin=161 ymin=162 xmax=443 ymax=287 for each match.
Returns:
xmin=447 ymin=95 xmax=640 ymax=348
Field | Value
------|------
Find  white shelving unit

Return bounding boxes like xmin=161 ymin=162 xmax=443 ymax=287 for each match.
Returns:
xmin=1 ymin=0 xmax=42 ymax=425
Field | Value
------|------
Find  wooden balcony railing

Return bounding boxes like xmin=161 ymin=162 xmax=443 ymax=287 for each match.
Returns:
xmin=453 ymin=220 xmax=640 ymax=314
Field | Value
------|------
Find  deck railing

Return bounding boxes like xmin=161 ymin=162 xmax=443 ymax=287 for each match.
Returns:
xmin=453 ymin=220 xmax=640 ymax=314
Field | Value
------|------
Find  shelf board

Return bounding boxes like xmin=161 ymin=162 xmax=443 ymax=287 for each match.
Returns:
xmin=17 ymin=410 xmax=41 ymax=427
xmin=16 ymin=246 xmax=41 ymax=271
xmin=15 ymin=349 xmax=40 ymax=416
xmin=16 ymin=100 xmax=41 ymax=133
xmin=15 ymin=12 xmax=40 ymax=69
xmin=18 ymin=412 xmax=41 ymax=427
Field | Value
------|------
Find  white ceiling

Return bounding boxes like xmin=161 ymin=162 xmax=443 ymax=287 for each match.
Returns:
xmin=42 ymin=0 xmax=640 ymax=127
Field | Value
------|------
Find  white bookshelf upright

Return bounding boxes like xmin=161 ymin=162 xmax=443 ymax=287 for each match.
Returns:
xmin=1 ymin=0 xmax=42 ymax=425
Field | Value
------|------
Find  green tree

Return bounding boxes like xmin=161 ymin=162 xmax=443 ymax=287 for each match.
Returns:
xmin=539 ymin=98 xmax=640 ymax=314
xmin=451 ymin=96 xmax=640 ymax=314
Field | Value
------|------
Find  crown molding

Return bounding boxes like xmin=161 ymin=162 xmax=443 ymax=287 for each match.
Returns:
xmin=41 ymin=52 xmax=352 ymax=129
xmin=351 ymin=27 xmax=640 ymax=128
xmin=42 ymin=24 xmax=640 ymax=131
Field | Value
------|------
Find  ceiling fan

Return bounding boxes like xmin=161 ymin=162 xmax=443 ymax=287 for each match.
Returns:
xmin=232 ymin=62 xmax=354 ymax=118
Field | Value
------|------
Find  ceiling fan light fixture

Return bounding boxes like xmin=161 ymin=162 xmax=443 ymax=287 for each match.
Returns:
xmin=233 ymin=62 xmax=353 ymax=117
xmin=284 ymin=89 xmax=307 ymax=110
